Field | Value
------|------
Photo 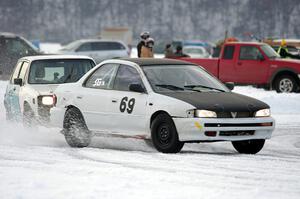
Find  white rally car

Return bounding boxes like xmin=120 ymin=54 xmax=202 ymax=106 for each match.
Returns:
xmin=51 ymin=58 xmax=275 ymax=154
xmin=4 ymin=55 xmax=95 ymax=125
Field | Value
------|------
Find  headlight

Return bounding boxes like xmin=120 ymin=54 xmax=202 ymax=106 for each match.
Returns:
xmin=195 ymin=110 xmax=217 ymax=118
xmin=41 ymin=95 xmax=57 ymax=106
xmin=255 ymin=109 xmax=270 ymax=117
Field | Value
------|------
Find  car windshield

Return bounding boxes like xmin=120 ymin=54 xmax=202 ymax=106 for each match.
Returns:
xmin=261 ymin=45 xmax=280 ymax=58
xmin=142 ymin=65 xmax=228 ymax=92
xmin=183 ymin=48 xmax=205 ymax=54
xmin=28 ymin=59 xmax=94 ymax=84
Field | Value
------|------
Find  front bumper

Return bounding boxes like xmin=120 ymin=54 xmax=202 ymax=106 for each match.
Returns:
xmin=173 ymin=117 xmax=275 ymax=142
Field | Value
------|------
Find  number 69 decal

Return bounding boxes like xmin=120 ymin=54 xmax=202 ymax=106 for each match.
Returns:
xmin=120 ymin=97 xmax=135 ymax=114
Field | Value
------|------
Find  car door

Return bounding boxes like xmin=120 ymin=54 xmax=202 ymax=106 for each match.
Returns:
xmin=76 ymin=63 xmax=119 ymax=131
xmin=5 ymin=61 xmax=29 ymax=120
xmin=108 ymin=64 xmax=148 ymax=136
xmin=234 ymin=45 xmax=269 ymax=83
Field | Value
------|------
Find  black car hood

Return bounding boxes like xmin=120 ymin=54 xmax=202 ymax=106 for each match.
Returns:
xmin=161 ymin=91 xmax=269 ymax=112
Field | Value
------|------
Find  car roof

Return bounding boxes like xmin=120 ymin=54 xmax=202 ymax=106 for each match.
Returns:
xmin=225 ymin=42 xmax=266 ymax=46
xmin=20 ymin=55 xmax=94 ymax=62
xmin=119 ymin=58 xmax=198 ymax=66
xmin=75 ymin=39 xmax=125 ymax=44
xmin=0 ymin=32 xmax=19 ymax=38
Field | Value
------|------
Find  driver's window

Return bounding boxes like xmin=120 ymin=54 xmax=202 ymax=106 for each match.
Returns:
xmin=85 ymin=63 xmax=118 ymax=89
xmin=239 ymin=46 xmax=262 ymax=60
xmin=113 ymin=65 xmax=144 ymax=91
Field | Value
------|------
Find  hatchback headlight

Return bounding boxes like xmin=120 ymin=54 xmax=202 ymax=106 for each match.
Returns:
xmin=195 ymin=110 xmax=217 ymax=118
xmin=255 ymin=109 xmax=270 ymax=117
xmin=41 ymin=95 xmax=57 ymax=106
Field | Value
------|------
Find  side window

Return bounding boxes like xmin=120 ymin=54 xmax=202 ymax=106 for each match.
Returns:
xmin=92 ymin=42 xmax=126 ymax=51
xmin=76 ymin=43 xmax=92 ymax=52
xmin=10 ymin=61 xmax=24 ymax=83
xmin=107 ymin=42 xmax=125 ymax=50
xmin=223 ymin=45 xmax=235 ymax=59
xmin=239 ymin=46 xmax=262 ymax=60
xmin=92 ymin=42 xmax=105 ymax=51
xmin=114 ymin=65 xmax=143 ymax=91
xmin=85 ymin=64 xmax=118 ymax=89
xmin=18 ymin=62 xmax=29 ymax=82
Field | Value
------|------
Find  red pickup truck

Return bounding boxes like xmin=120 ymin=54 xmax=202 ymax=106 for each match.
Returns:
xmin=179 ymin=42 xmax=300 ymax=93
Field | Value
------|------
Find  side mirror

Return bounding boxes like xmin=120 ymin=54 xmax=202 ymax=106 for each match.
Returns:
xmin=225 ymin=82 xmax=234 ymax=90
xmin=258 ymin=54 xmax=265 ymax=61
xmin=129 ymin=84 xmax=145 ymax=93
xmin=14 ymin=78 xmax=23 ymax=86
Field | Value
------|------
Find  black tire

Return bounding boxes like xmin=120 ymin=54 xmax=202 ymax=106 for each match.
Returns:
xmin=151 ymin=113 xmax=184 ymax=153
xmin=232 ymin=139 xmax=265 ymax=154
xmin=274 ymin=75 xmax=297 ymax=93
xmin=23 ymin=105 xmax=35 ymax=127
xmin=63 ymin=108 xmax=91 ymax=148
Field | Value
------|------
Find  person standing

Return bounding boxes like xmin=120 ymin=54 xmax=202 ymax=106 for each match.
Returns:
xmin=164 ymin=44 xmax=175 ymax=58
xmin=174 ymin=45 xmax=190 ymax=57
xmin=137 ymin=31 xmax=150 ymax=58
xmin=141 ymin=37 xmax=154 ymax=58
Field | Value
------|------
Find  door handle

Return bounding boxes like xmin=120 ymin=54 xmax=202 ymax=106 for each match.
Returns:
xmin=13 ymin=87 xmax=16 ymax=91
xmin=77 ymin=95 xmax=83 ymax=99
xmin=112 ymin=99 xmax=118 ymax=103
xmin=237 ymin=62 xmax=242 ymax=66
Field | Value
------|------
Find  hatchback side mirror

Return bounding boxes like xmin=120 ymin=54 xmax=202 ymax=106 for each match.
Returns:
xmin=225 ymin=82 xmax=234 ymax=90
xmin=129 ymin=84 xmax=145 ymax=93
xmin=257 ymin=54 xmax=265 ymax=61
xmin=14 ymin=78 xmax=23 ymax=86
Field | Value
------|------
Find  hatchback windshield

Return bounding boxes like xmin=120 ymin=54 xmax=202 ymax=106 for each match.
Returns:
xmin=143 ymin=65 xmax=228 ymax=92
xmin=28 ymin=59 xmax=94 ymax=84
xmin=260 ymin=45 xmax=280 ymax=59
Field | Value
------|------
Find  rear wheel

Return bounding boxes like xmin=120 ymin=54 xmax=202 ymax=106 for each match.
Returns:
xmin=63 ymin=108 xmax=91 ymax=147
xmin=232 ymin=139 xmax=265 ymax=154
xmin=151 ymin=113 xmax=184 ymax=153
xmin=274 ymin=75 xmax=297 ymax=93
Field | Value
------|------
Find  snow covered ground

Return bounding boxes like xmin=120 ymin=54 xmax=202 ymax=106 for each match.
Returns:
xmin=0 ymin=81 xmax=300 ymax=199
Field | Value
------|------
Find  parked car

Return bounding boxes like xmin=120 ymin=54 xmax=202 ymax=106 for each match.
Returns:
xmin=0 ymin=32 xmax=40 ymax=80
xmin=50 ymin=58 xmax=274 ymax=154
xmin=57 ymin=39 xmax=130 ymax=63
xmin=4 ymin=55 xmax=95 ymax=126
xmin=177 ymin=42 xmax=300 ymax=93
xmin=183 ymin=46 xmax=210 ymax=58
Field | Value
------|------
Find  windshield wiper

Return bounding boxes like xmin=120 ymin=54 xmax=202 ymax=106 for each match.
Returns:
xmin=155 ymin=84 xmax=185 ymax=91
xmin=184 ymin=85 xmax=225 ymax=92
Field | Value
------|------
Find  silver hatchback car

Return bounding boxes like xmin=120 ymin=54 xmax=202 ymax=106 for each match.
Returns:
xmin=57 ymin=39 xmax=130 ymax=63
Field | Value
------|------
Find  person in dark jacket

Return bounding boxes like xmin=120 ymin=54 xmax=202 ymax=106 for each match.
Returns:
xmin=137 ymin=31 xmax=150 ymax=58
xmin=174 ymin=45 xmax=190 ymax=57
xmin=141 ymin=38 xmax=154 ymax=58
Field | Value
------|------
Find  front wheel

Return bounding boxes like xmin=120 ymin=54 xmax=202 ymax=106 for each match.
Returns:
xmin=151 ymin=113 xmax=184 ymax=153
xmin=274 ymin=75 xmax=297 ymax=93
xmin=232 ymin=139 xmax=265 ymax=154
xmin=63 ymin=108 xmax=91 ymax=147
